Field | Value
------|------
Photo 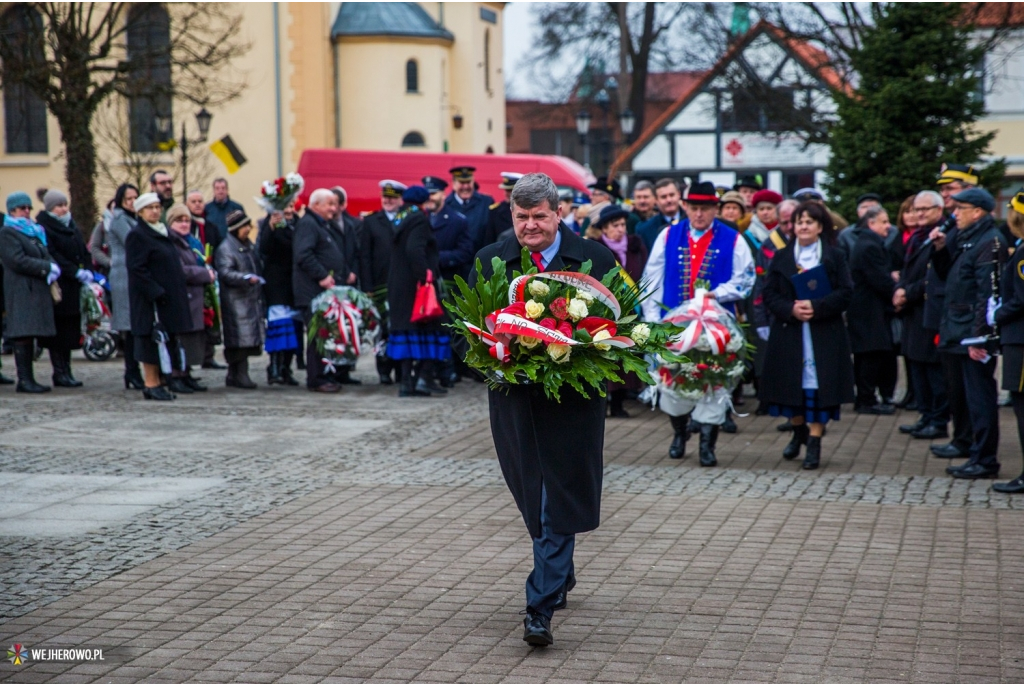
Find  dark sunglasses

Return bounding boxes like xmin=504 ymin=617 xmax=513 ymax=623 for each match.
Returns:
xmin=14 ymin=205 xmax=31 ymax=211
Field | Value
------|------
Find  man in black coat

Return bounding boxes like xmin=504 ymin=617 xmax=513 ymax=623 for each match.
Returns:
xmin=482 ymin=171 xmax=521 ymax=247
xmin=292 ymin=188 xmax=354 ymax=393
xmin=444 ymin=166 xmax=494 ymax=252
xmin=894 ymin=190 xmax=950 ymax=440
xmin=848 ymin=206 xmax=897 ymax=414
xmin=360 ymin=180 xmax=407 ymax=384
xmin=931 ymin=187 xmax=1008 ymax=479
xmin=471 ymin=173 xmax=617 ymax=648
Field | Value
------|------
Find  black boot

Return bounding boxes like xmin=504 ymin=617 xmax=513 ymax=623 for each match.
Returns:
xmin=415 ymin=360 xmax=446 ymax=395
xmin=280 ymin=351 xmax=299 ymax=386
xmin=167 ymin=376 xmax=194 ymax=394
xmin=184 ymin=371 xmax=208 ymax=392
xmin=698 ymin=423 xmax=718 ymax=467
xmin=609 ymin=389 xmax=629 ymax=418
xmin=377 ymin=354 xmax=394 ymax=385
xmin=722 ymin=411 xmax=737 ymax=434
xmin=668 ymin=414 xmax=689 ymax=459
xmin=123 ymin=332 xmax=145 ymax=389
xmin=803 ymin=436 xmax=822 ymax=470
xmin=399 ymin=360 xmax=428 ymax=397
xmin=14 ymin=340 xmax=50 ymax=393
xmin=52 ymin=349 xmax=83 ymax=388
xmin=267 ymin=352 xmax=283 ymax=385
xmin=783 ymin=423 xmax=810 ymax=460
xmin=233 ymin=358 xmax=257 ymax=389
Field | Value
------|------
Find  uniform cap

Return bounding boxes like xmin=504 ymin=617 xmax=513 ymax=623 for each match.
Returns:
xmin=402 ymin=185 xmax=430 ymax=205
xmin=422 ymin=176 xmax=448 ymax=193
xmin=498 ymin=172 xmax=524 ymax=190
xmin=937 ymin=163 xmax=978 ymax=186
xmin=379 ymin=179 xmax=408 ymax=198
xmin=733 ymin=175 xmax=763 ymax=191
xmin=449 ymin=166 xmax=476 ymax=181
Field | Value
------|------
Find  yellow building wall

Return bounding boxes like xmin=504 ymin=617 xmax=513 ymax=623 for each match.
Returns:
xmin=976 ymin=119 xmax=1024 ymax=176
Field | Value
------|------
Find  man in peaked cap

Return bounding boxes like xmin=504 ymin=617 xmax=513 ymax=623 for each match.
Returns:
xmin=444 ymin=165 xmax=494 ymax=253
xmin=587 ymin=176 xmax=622 ymax=204
xmin=641 ymin=180 xmax=755 ymax=467
xmin=482 ymin=171 xmax=523 ymax=247
xmin=733 ymin=175 xmax=763 ymax=211
xmin=360 ymin=179 xmax=407 ymax=385
xmin=937 ymin=163 xmax=979 ymax=211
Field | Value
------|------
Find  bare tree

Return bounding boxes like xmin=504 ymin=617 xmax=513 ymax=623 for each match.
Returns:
xmin=0 ymin=3 xmax=249 ymax=228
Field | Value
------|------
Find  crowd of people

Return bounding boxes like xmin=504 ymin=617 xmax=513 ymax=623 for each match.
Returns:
xmin=1 ymin=162 xmax=1022 ymax=492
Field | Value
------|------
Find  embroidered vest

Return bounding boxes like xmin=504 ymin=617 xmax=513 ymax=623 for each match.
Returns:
xmin=663 ymin=219 xmax=739 ymax=313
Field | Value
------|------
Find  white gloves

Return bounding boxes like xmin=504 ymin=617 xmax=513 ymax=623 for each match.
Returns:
xmin=243 ymin=273 xmax=266 ymax=285
xmin=987 ymin=296 xmax=1001 ymax=326
xmin=47 ymin=263 xmax=61 ymax=285
xmin=75 ymin=268 xmax=93 ymax=284
xmin=756 ymin=326 xmax=770 ymax=341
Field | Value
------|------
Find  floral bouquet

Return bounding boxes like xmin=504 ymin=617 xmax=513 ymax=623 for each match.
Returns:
xmin=255 ymin=172 xmax=304 ymax=212
xmin=653 ymin=286 xmax=749 ymax=421
xmin=307 ymin=286 xmax=382 ymax=373
xmin=446 ymin=249 xmax=683 ymax=401
xmin=80 ymin=281 xmax=110 ymax=330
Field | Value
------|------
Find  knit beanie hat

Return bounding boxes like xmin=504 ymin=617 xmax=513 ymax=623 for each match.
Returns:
xmin=43 ymin=189 xmax=69 ymax=212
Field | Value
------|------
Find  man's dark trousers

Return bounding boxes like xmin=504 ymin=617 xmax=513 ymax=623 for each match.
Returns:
xmin=940 ymin=351 xmax=973 ymax=452
xmin=961 ymin=354 xmax=999 ymax=468
xmin=526 ymin=484 xmax=575 ymax=619
xmin=300 ymin=308 xmax=329 ymax=388
xmin=909 ymin=359 xmax=949 ymax=428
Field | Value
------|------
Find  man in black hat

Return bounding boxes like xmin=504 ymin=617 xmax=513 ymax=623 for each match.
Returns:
xmin=360 ymin=179 xmax=407 ymax=384
xmin=930 ymin=187 xmax=1007 ymax=479
xmin=641 ymin=180 xmax=755 ymax=467
xmin=444 ymin=166 xmax=494 ymax=252
xmin=483 ymin=172 xmax=522 ymax=246
xmin=733 ymin=175 xmax=762 ymax=212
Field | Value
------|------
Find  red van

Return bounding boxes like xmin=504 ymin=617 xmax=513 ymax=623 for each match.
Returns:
xmin=296 ymin=149 xmax=595 ymax=216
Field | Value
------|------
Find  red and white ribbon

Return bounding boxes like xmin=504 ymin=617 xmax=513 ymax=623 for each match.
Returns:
xmin=324 ymin=296 xmax=364 ymax=356
xmin=508 ymin=271 xmax=621 ymax=320
xmin=663 ymin=290 xmax=732 ymax=354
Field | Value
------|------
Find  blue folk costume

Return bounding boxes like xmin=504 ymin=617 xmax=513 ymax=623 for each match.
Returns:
xmin=660 ymin=218 xmax=741 ymax=314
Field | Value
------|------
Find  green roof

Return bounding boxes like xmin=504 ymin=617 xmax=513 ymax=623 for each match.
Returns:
xmin=332 ymin=3 xmax=454 ymax=42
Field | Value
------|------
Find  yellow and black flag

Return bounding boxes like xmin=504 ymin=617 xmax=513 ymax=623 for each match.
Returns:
xmin=209 ymin=134 xmax=247 ymax=174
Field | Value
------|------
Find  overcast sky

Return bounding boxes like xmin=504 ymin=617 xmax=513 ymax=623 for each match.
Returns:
xmin=503 ymin=2 xmax=541 ymax=99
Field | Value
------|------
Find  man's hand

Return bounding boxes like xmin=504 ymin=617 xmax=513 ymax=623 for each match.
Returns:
xmin=969 ymin=345 xmax=989 ymax=362
xmin=705 ymin=290 xmax=717 ymax=299
xmin=319 ymin=275 xmax=335 ymax=289
xmin=792 ymin=299 xmax=814 ymax=322
xmin=928 ymin=227 xmax=946 ymax=250
xmin=890 ymin=270 xmax=900 ymax=283
xmin=893 ymin=288 xmax=907 ymax=310
xmin=346 ymin=272 xmax=357 ymax=285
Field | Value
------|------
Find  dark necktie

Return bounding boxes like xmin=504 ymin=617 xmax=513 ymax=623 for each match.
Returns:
xmin=531 ymin=251 xmax=545 ymax=272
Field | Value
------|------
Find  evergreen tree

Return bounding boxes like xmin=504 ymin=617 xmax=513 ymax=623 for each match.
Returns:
xmin=824 ymin=3 xmax=1005 ymax=220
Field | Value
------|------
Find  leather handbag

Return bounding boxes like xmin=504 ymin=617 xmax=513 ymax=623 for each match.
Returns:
xmin=410 ymin=269 xmax=443 ymax=323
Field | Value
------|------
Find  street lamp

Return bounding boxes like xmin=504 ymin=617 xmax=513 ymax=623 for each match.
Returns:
xmin=619 ymin=108 xmax=636 ymax=142
xmin=575 ymin=109 xmax=592 ymax=169
xmin=596 ymin=89 xmax=611 ymax=173
xmin=154 ymin=108 xmax=215 ymax=202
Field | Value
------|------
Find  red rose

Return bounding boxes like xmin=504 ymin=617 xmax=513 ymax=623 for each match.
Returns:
xmin=549 ymin=297 xmax=569 ymax=321
xmin=755 ymin=266 xmax=765 ymax=276
xmin=539 ymin=317 xmax=557 ymax=330
xmin=557 ymin=321 xmax=573 ymax=338
xmin=317 ymin=328 xmax=329 ymax=339
xmin=727 ymin=354 xmax=737 ymax=362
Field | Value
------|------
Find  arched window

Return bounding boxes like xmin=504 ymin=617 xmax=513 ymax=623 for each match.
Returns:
xmin=2 ymin=4 xmax=48 ymax=154
xmin=127 ymin=4 xmax=171 ymax=152
xmin=483 ymin=30 xmax=491 ymax=93
xmin=406 ymin=59 xmax=418 ymax=93
xmin=401 ymin=131 xmax=425 ymax=147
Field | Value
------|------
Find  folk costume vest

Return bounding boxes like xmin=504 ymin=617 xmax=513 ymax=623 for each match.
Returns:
xmin=663 ymin=218 xmax=739 ymax=313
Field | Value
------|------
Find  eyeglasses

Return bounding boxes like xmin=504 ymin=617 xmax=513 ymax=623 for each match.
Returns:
xmin=14 ymin=205 xmax=31 ymax=211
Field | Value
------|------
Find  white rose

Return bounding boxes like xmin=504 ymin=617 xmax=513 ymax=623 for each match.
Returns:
xmin=630 ymin=323 xmax=651 ymax=345
xmin=726 ymin=332 xmax=743 ymax=352
xmin=592 ymin=329 xmax=612 ymax=351
xmin=546 ymin=342 xmax=572 ymax=363
xmin=575 ymin=290 xmax=595 ymax=305
xmin=566 ymin=298 xmax=588 ymax=322
xmin=528 ymin=280 xmax=550 ymax=297
xmin=524 ymin=300 xmax=545 ymax=319
xmin=518 ymin=335 xmax=541 ymax=350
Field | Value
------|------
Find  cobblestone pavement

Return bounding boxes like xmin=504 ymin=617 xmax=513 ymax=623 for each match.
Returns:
xmin=2 ymin=353 xmax=1024 ymax=682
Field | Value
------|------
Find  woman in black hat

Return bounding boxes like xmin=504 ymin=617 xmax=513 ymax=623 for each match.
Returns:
xmin=593 ymin=203 xmax=649 ymax=417
xmin=215 ymin=210 xmax=265 ymax=389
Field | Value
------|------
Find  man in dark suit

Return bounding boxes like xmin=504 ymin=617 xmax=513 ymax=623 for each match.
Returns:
xmin=472 ymin=173 xmax=617 ymax=648
xmin=360 ymin=180 xmax=407 ymax=384
xmin=444 ymin=166 xmax=494 ymax=252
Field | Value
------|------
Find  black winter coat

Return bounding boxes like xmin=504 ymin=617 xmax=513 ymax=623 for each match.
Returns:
xmin=359 ymin=210 xmax=394 ymax=293
xmin=0 ymin=225 xmax=55 ymax=339
xmin=171 ymin=231 xmax=214 ymax=332
xmin=387 ymin=207 xmax=443 ymax=332
xmin=995 ymin=244 xmax=1024 ymax=346
xmin=432 ymin=206 xmax=474 ymax=282
xmin=292 ymin=210 xmax=350 ymax=309
xmin=36 ymin=211 xmax=90 ymax=320
xmin=847 ymin=227 xmax=895 ymax=353
xmin=126 ymin=222 xmax=192 ymax=336
xmin=259 ymin=215 xmax=296 ymax=307
xmin=471 ymin=225 xmax=617 ymax=538
xmin=933 ymin=215 xmax=1007 ymax=353
xmin=896 ymin=227 xmax=940 ymax=363
xmin=759 ymin=241 xmax=855 ymax=409
xmin=483 ymin=199 xmax=512 ymax=247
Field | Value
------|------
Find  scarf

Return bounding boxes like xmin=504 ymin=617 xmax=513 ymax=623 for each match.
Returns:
xmin=745 ymin=215 xmax=771 ymax=248
xmin=47 ymin=211 xmax=72 ymax=227
xmin=146 ymin=220 xmax=169 ymax=238
xmin=603 ymin=234 xmax=628 ymax=266
xmin=4 ymin=214 xmax=46 ymax=245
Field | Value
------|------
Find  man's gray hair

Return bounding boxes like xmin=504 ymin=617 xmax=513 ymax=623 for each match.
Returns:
xmin=309 ymin=188 xmax=335 ymax=205
xmin=778 ymin=198 xmax=799 ymax=214
xmin=510 ymin=173 xmax=559 ymax=211
xmin=633 ymin=180 xmax=654 ymax=194
xmin=863 ymin=205 xmax=888 ymax=223
xmin=916 ymin=190 xmax=943 ymax=207
xmin=187 ymin=189 xmax=204 ymax=198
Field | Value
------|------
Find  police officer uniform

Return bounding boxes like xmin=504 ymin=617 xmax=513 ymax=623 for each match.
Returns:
xmin=360 ymin=179 xmax=407 ymax=384
xmin=483 ymin=172 xmax=522 ymax=247
xmin=443 ymin=166 xmax=494 ymax=252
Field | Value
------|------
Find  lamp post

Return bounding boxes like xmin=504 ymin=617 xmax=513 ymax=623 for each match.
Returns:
xmin=575 ymin=109 xmax=592 ymax=170
xmin=155 ymin=107 xmax=213 ymax=202
xmin=596 ymin=88 xmax=610 ymax=174
xmin=619 ymin=108 xmax=636 ymax=143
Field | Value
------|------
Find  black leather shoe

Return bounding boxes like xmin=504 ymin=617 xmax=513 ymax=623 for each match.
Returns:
xmin=911 ymin=425 xmax=948 ymax=440
xmin=52 ymin=372 xmax=83 ymax=388
xmin=522 ymin=611 xmax=553 ymax=647
xmin=553 ymin=576 xmax=577 ymax=611
xmin=379 ymin=373 xmax=394 ymax=385
xmin=722 ymin=414 xmax=738 ymax=434
xmin=0 ymin=371 xmax=14 ymax=385
xmin=335 ymin=371 xmax=362 ymax=385
xmin=947 ymin=462 xmax=999 ymax=479
xmin=899 ymin=419 xmax=927 ymax=434
xmin=783 ymin=424 xmax=809 ymax=460
xmin=167 ymin=377 xmax=195 ymax=394
xmin=202 ymin=360 xmax=227 ymax=370
xmin=931 ymin=443 xmax=969 ymax=459
xmin=992 ymin=476 xmax=1024 ymax=493
xmin=873 ymin=403 xmax=896 ymax=415
xmin=16 ymin=379 xmax=51 ymax=393
xmin=802 ymin=435 xmax=822 ymax=470
xmin=184 ymin=375 xmax=208 ymax=392
xmin=777 ymin=420 xmax=793 ymax=432
xmin=143 ymin=386 xmax=175 ymax=401
xmin=416 ymin=378 xmax=447 ymax=395
xmin=280 ymin=368 xmax=300 ymax=386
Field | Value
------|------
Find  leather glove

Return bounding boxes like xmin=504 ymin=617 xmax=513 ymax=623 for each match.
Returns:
xmin=47 ymin=262 xmax=61 ymax=285
xmin=756 ymin=326 xmax=770 ymax=342
xmin=75 ymin=268 xmax=93 ymax=284
xmin=987 ymin=296 xmax=1001 ymax=326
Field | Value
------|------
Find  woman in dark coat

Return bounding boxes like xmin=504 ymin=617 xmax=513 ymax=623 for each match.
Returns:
xmin=387 ymin=186 xmax=450 ymax=397
xmin=847 ymin=206 xmax=897 ymax=413
xmin=992 ymin=192 xmax=1024 ymax=493
xmin=258 ymin=204 xmax=301 ymax=385
xmin=167 ymin=203 xmax=216 ymax=394
xmin=36 ymin=190 xmax=91 ymax=388
xmin=126 ymin=192 xmax=192 ymax=401
xmin=215 ymin=209 xmax=265 ymax=389
xmin=593 ymin=203 xmax=648 ymax=417
xmin=0 ymin=191 xmax=56 ymax=393
xmin=761 ymin=201 xmax=855 ymax=470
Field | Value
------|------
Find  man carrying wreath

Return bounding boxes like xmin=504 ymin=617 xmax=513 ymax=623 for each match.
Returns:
xmin=641 ymin=180 xmax=755 ymax=466
xmin=472 ymin=173 xmax=617 ymax=647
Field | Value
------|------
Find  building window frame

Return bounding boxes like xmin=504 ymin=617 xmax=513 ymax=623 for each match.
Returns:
xmin=406 ymin=59 xmax=419 ymax=94
xmin=401 ymin=131 xmax=426 ymax=147
xmin=126 ymin=3 xmax=172 ymax=153
xmin=2 ymin=4 xmax=49 ymax=155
